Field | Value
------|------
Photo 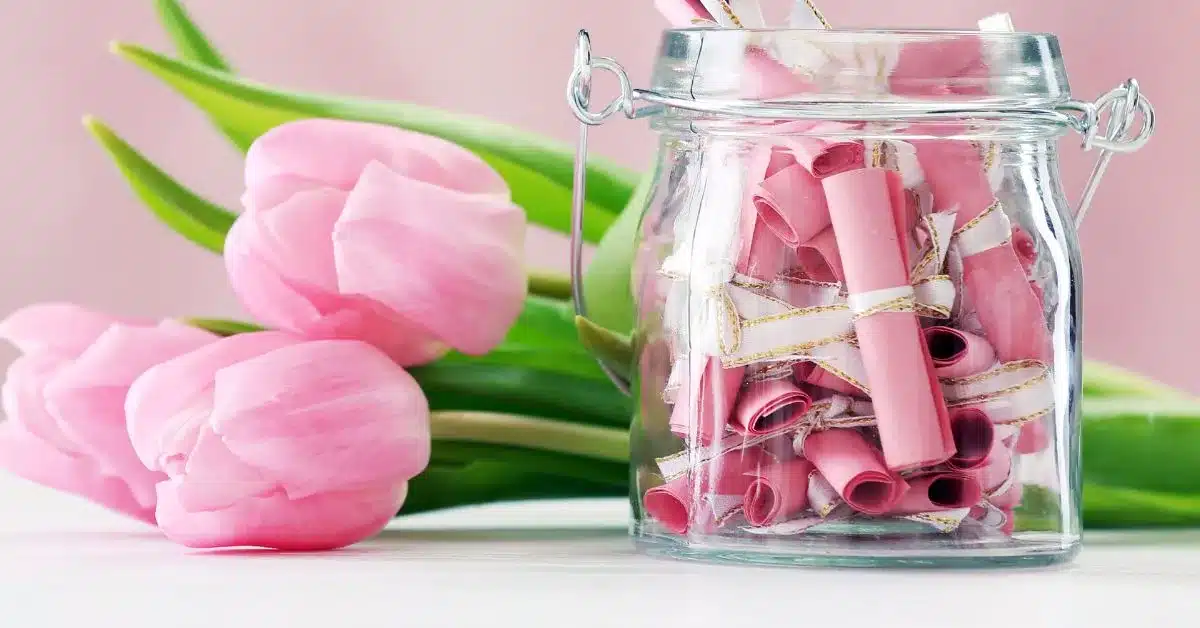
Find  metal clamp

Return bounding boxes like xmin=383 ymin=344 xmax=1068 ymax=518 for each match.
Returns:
xmin=566 ymin=30 xmax=1155 ymax=392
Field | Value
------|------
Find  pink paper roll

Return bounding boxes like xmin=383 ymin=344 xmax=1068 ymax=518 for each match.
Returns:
xmin=890 ymin=35 xmax=987 ymax=97
xmin=643 ymin=448 xmax=768 ymax=534
xmin=794 ymin=361 xmax=864 ymax=398
xmin=961 ymin=247 xmax=1051 ymax=362
xmin=669 ymin=358 xmax=745 ymax=446
xmin=754 ymin=164 xmax=831 ymax=248
xmin=784 ymin=135 xmax=865 ymax=179
xmin=733 ymin=378 xmax=812 ymax=436
xmin=915 ymin=138 xmax=1051 ymax=363
xmin=948 ymin=408 xmax=995 ymax=470
xmin=924 ymin=326 xmax=996 ymax=378
xmin=793 ymin=226 xmax=845 ymax=283
xmin=1015 ymin=418 xmax=1051 ymax=454
xmin=822 ymin=168 xmax=955 ymax=471
xmin=743 ymin=458 xmax=816 ymax=526
xmin=913 ymin=137 xmax=994 ymax=228
xmin=969 ymin=438 xmax=1014 ymax=495
xmin=890 ymin=471 xmax=984 ymax=514
xmin=802 ymin=428 xmax=908 ymax=515
xmin=736 ymin=147 xmax=790 ymax=281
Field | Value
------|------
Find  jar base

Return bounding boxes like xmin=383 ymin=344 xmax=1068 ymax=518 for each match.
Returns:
xmin=633 ymin=523 xmax=1081 ymax=569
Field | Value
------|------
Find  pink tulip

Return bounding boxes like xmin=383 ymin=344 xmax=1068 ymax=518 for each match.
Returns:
xmin=125 ymin=332 xmax=431 ymax=550
xmin=226 ymin=119 xmax=527 ymax=366
xmin=0 ymin=303 xmax=218 ymax=523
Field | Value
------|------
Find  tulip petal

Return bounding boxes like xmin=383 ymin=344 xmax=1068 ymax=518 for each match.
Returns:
xmin=250 ymin=187 xmax=348 ymax=292
xmin=209 ymin=340 xmax=431 ymax=498
xmin=0 ymin=303 xmax=132 ymax=358
xmin=224 ymin=214 xmax=323 ymax=330
xmin=41 ymin=322 xmax=213 ymax=508
xmin=173 ymin=427 xmax=275 ymax=511
xmin=2 ymin=355 xmax=83 ymax=457
xmin=0 ymin=423 xmax=156 ymax=524
xmin=246 ymin=119 xmax=508 ymax=198
xmin=126 ymin=332 xmax=300 ymax=471
xmin=334 ymin=162 xmax=526 ymax=356
xmin=155 ymin=479 xmax=406 ymax=550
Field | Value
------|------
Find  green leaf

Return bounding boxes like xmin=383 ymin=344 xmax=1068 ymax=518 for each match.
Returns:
xmin=401 ymin=461 xmax=624 ymax=517
xmin=183 ymin=317 xmax=265 ymax=336
xmin=153 ymin=0 xmax=232 ymax=71
xmin=1084 ymin=484 xmax=1200 ymax=529
xmin=83 ymin=116 xmax=237 ymax=253
xmin=439 ymin=297 xmax=605 ymax=381
xmin=575 ymin=316 xmax=633 ymax=383
xmin=409 ymin=361 xmax=631 ymax=430
xmin=111 ymin=43 xmax=631 ymax=241
xmin=1083 ymin=360 xmax=1193 ymax=401
xmin=582 ymin=168 xmax=656 ymax=333
xmin=1082 ymin=397 xmax=1200 ymax=495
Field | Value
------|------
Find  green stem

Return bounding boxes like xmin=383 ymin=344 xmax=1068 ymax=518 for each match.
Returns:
xmin=402 ymin=461 xmax=625 ymax=517
xmin=432 ymin=411 xmax=629 ymax=463
xmin=429 ymin=411 xmax=630 ymax=487
xmin=527 ymin=268 xmax=572 ymax=301
xmin=411 ymin=362 xmax=632 ymax=429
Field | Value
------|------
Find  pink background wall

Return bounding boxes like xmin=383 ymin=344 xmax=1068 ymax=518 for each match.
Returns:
xmin=0 ymin=0 xmax=1194 ymax=389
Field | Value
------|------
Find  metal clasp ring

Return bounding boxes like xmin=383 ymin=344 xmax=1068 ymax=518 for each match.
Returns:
xmin=1070 ymin=78 xmax=1155 ymax=225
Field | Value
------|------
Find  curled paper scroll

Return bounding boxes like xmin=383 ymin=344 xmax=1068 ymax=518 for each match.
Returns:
xmin=743 ymin=458 xmax=816 ymax=526
xmin=753 ymin=154 xmax=831 ymax=248
xmin=643 ymin=447 xmax=769 ymax=534
xmin=916 ymin=137 xmax=1051 ymax=362
xmin=781 ymin=124 xmax=865 ymax=179
xmin=890 ymin=471 xmax=983 ymax=514
xmin=822 ymin=168 xmax=955 ymax=471
xmin=925 ymin=326 xmax=996 ymax=378
xmin=948 ymin=408 xmax=995 ymax=470
xmin=800 ymin=428 xmax=908 ymax=515
xmin=793 ymin=227 xmax=845 ymax=283
xmin=669 ymin=357 xmax=745 ymax=446
xmin=733 ymin=377 xmax=812 ymax=436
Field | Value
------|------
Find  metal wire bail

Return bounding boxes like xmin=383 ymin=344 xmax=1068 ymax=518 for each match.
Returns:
xmin=1072 ymin=78 xmax=1156 ymax=225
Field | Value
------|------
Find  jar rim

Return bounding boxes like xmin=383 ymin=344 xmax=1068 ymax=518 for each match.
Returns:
xmin=649 ymin=28 xmax=1072 ymax=115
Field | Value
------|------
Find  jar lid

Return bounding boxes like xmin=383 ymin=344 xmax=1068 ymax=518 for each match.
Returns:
xmin=650 ymin=29 xmax=1071 ymax=112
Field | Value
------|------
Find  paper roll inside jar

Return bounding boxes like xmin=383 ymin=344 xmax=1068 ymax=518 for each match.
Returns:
xmin=821 ymin=168 xmax=956 ymax=471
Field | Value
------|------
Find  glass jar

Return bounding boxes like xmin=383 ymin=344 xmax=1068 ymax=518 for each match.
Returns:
xmin=567 ymin=28 xmax=1153 ymax=567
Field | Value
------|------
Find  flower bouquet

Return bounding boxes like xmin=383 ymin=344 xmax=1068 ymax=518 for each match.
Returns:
xmin=1 ymin=0 xmax=1197 ymax=550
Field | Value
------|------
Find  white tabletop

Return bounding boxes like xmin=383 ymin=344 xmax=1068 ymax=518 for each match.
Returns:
xmin=1 ymin=473 xmax=1197 ymax=628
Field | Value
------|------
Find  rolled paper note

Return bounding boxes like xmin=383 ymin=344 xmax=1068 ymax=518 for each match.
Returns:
xmin=1015 ymin=417 xmax=1051 ymax=454
xmin=891 ymin=472 xmax=984 ymax=514
xmin=925 ymin=326 xmax=996 ymax=378
xmin=733 ymin=377 xmax=812 ymax=436
xmin=794 ymin=360 xmax=865 ymax=397
xmin=948 ymin=408 xmax=995 ymax=470
xmin=644 ymin=447 xmax=769 ymax=533
xmin=968 ymin=437 xmax=1014 ymax=496
xmin=753 ymin=162 xmax=831 ymax=247
xmin=793 ymin=226 xmax=845 ymax=283
xmin=954 ymin=203 xmax=1052 ymax=362
xmin=736 ymin=147 xmax=790 ymax=281
xmin=668 ymin=357 xmax=745 ymax=446
xmin=801 ymin=428 xmax=908 ymax=515
xmin=889 ymin=35 xmax=987 ymax=97
xmin=782 ymin=124 xmax=865 ymax=179
xmin=913 ymin=136 xmax=994 ymax=228
xmin=822 ymin=168 xmax=955 ymax=471
xmin=743 ymin=458 xmax=816 ymax=526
